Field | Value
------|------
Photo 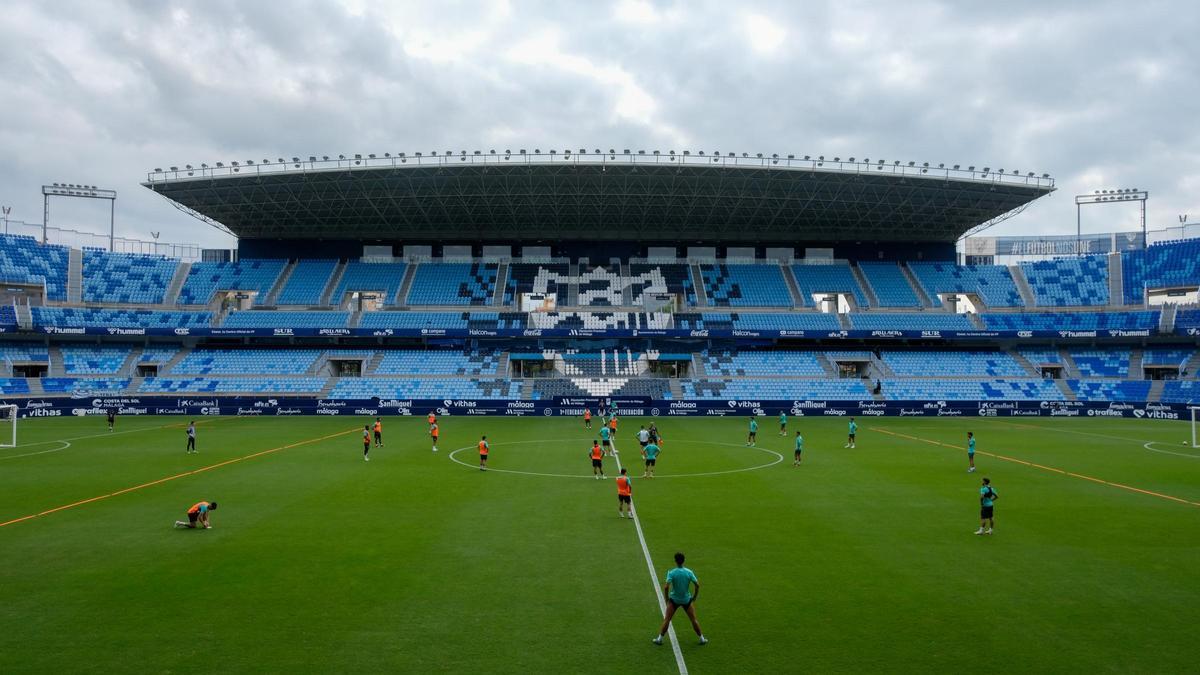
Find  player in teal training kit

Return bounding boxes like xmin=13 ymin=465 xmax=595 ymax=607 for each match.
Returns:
xmin=653 ymin=552 xmax=707 ymax=645
xmin=641 ymin=441 xmax=661 ymax=478
xmin=967 ymin=431 xmax=977 ymax=473
xmin=600 ymin=424 xmax=612 ymax=456
xmin=793 ymin=431 xmax=803 ymax=466
xmin=778 ymin=411 xmax=787 ymax=435
xmin=845 ymin=418 xmax=857 ymax=448
xmin=975 ymin=477 xmax=998 ymax=535
xmin=746 ymin=418 xmax=758 ymax=446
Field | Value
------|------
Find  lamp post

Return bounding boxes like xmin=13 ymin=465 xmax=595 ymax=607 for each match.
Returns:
xmin=1074 ymin=189 xmax=1149 ymax=255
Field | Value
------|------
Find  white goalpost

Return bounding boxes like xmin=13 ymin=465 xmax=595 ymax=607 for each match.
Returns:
xmin=1191 ymin=407 xmax=1200 ymax=449
xmin=0 ymin=404 xmax=17 ymax=448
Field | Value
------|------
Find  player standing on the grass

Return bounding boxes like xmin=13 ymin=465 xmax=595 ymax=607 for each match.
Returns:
xmin=746 ymin=417 xmax=758 ymax=446
xmin=584 ymin=408 xmax=592 ymax=429
xmin=975 ymin=477 xmax=998 ymax=535
xmin=589 ymin=440 xmax=605 ymax=479
xmin=845 ymin=417 xmax=857 ymax=448
xmin=637 ymin=425 xmax=650 ymax=449
xmin=653 ymin=552 xmax=707 ymax=646
xmin=430 ymin=421 xmax=440 ymax=452
xmin=174 ymin=500 xmax=217 ymax=529
xmin=779 ymin=410 xmax=787 ymax=435
xmin=616 ymin=467 xmax=633 ymax=518
xmin=649 ymin=422 xmax=661 ymax=447
xmin=374 ymin=418 xmax=383 ymax=448
xmin=793 ymin=430 xmax=803 ymax=466
xmin=609 ymin=415 xmax=618 ymax=438
xmin=362 ymin=425 xmax=371 ymax=461
xmin=600 ymin=423 xmax=612 ymax=456
xmin=427 ymin=410 xmax=437 ymax=430
xmin=107 ymin=408 xmax=116 ymax=432
xmin=478 ymin=435 xmax=489 ymax=471
xmin=642 ymin=440 xmax=661 ymax=478
xmin=186 ymin=421 xmax=196 ymax=454
xmin=966 ymin=431 xmax=976 ymax=473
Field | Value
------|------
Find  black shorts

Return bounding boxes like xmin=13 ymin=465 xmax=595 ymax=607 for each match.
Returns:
xmin=187 ymin=511 xmax=199 ymax=524
xmin=849 ymin=433 xmax=856 ymax=440
xmin=374 ymin=432 xmax=381 ymax=441
xmin=480 ymin=453 xmax=488 ymax=460
xmin=602 ymin=439 xmax=611 ymax=446
xmin=980 ymin=506 xmax=994 ymax=519
xmin=618 ymin=494 xmax=631 ymax=504
xmin=794 ymin=449 xmax=802 ymax=457
xmin=645 ymin=458 xmax=656 ymax=466
xmin=592 ymin=459 xmax=603 ymax=468
xmin=668 ymin=598 xmax=692 ymax=610
xmin=640 ymin=440 xmax=648 ymax=447
xmin=749 ymin=432 xmax=757 ymax=437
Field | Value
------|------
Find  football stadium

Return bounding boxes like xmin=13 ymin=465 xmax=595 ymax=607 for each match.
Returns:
xmin=0 ymin=147 xmax=1197 ymax=673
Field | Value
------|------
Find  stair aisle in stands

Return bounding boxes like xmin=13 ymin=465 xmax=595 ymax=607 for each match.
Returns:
xmin=163 ymin=262 xmax=191 ymax=306
xmin=900 ymin=263 xmax=934 ymax=307
xmin=67 ymin=248 xmax=83 ymax=304
xmin=1147 ymin=379 xmax=1165 ymax=403
xmin=320 ymin=261 xmax=346 ymax=307
xmin=690 ymin=262 xmax=709 ymax=307
xmin=781 ymin=262 xmax=805 ymax=307
xmin=1010 ymin=265 xmax=1037 ymax=307
xmin=493 ymin=263 xmax=508 ymax=306
xmin=395 ymin=263 xmax=418 ymax=306
xmin=48 ymin=345 xmax=63 ymax=376
xmin=1107 ymin=252 xmax=1124 ymax=306
xmin=850 ymin=264 xmax=879 ymax=308
xmin=265 ymin=261 xmax=296 ymax=305
xmin=1128 ymin=348 xmax=1144 ymax=379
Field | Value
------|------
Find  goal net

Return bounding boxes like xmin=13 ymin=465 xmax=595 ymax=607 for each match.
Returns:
xmin=0 ymin=404 xmax=16 ymax=448
xmin=1192 ymin=407 xmax=1200 ymax=449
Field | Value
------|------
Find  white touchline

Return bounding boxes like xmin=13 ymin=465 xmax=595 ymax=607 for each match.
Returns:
xmin=610 ymin=436 xmax=689 ymax=675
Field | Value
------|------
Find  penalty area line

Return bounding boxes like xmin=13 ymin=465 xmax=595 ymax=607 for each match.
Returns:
xmin=610 ymin=436 xmax=689 ymax=675
xmin=0 ymin=427 xmax=360 ymax=529
xmin=872 ymin=427 xmax=1200 ymax=508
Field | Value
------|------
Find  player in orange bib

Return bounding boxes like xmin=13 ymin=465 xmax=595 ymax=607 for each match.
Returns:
xmin=584 ymin=408 xmax=592 ymax=430
xmin=589 ymin=440 xmax=605 ymax=479
xmin=615 ymin=468 xmax=633 ymax=518
xmin=427 ymin=411 xmax=437 ymax=429
xmin=430 ymin=422 xmax=440 ymax=452
xmin=478 ymin=435 xmax=489 ymax=471
xmin=174 ymin=500 xmax=217 ymax=529
xmin=608 ymin=416 xmax=618 ymax=437
xmin=373 ymin=418 xmax=383 ymax=448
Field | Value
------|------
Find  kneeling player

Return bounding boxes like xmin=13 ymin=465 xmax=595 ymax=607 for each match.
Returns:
xmin=174 ymin=500 xmax=217 ymax=529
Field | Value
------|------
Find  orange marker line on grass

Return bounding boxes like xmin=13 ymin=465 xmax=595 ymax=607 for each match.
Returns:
xmin=872 ymin=427 xmax=1200 ymax=508
xmin=0 ymin=428 xmax=359 ymax=529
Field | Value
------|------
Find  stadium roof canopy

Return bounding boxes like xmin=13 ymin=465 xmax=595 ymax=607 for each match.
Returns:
xmin=142 ymin=150 xmax=1055 ymax=243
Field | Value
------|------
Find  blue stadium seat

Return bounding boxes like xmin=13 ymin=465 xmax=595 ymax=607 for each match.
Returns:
xmin=0 ymin=234 xmax=69 ymax=300
xmin=628 ymin=264 xmax=697 ymax=306
xmin=678 ymin=379 xmax=871 ymax=400
xmin=790 ymin=263 xmax=869 ymax=307
xmin=169 ymin=349 xmax=322 ymax=375
xmin=1069 ymin=349 xmax=1130 ymax=377
xmin=1161 ymin=380 xmax=1200 ymax=404
xmin=881 ymin=379 xmax=1064 ymax=400
xmin=374 ymin=350 xmax=500 ymax=375
xmin=176 ymin=260 xmax=286 ymax=305
xmin=1142 ymin=348 xmax=1192 ymax=368
xmin=700 ymin=264 xmax=792 ymax=307
xmin=1068 ymin=380 xmax=1152 ymax=402
xmin=31 ymin=307 xmax=212 ymax=329
xmin=881 ymin=351 xmax=1028 ymax=377
xmin=504 ymin=263 xmax=569 ymax=305
xmin=1121 ymin=239 xmax=1200 ymax=304
xmin=42 ymin=378 xmax=131 ymax=394
xmin=1020 ymin=256 xmax=1109 ymax=306
xmin=907 ymin=262 xmax=1023 ymax=307
xmin=328 ymin=262 xmax=408 ymax=306
xmin=60 ymin=345 xmax=133 ymax=374
xmin=848 ymin=313 xmax=975 ymax=331
xmin=701 ymin=350 xmax=827 ymax=376
xmin=222 ymin=311 xmax=349 ymax=329
xmin=83 ymin=250 xmax=178 ymax=304
xmin=1176 ymin=310 xmax=1200 ymax=335
xmin=981 ymin=311 xmax=1158 ymax=331
xmin=139 ymin=377 xmax=327 ymax=394
xmin=857 ymin=262 xmax=921 ymax=307
xmin=406 ymin=263 xmax=497 ymax=305
xmin=327 ymin=378 xmax=521 ymax=399
xmin=276 ymin=260 xmax=337 ymax=305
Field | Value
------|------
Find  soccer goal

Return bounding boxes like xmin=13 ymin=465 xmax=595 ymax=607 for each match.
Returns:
xmin=0 ymin=404 xmax=17 ymax=448
xmin=1192 ymin=407 xmax=1200 ymax=449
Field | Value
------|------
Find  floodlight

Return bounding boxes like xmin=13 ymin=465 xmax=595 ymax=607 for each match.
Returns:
xmin=216 ymin=163 xmax=223 ymax=168
xmin=170 ymin=166 xmax=178 ymax=171
xmin=153 ymin=168 xmax=162 ymax=172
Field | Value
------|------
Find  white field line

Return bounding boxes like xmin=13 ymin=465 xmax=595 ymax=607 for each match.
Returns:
xmin=1141 ymin=441 xmax=1200 ymax=459
xmin=610 ymin=435 xmax=689 ymax=675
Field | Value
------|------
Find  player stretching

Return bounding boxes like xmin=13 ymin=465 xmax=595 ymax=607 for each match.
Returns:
xmin=374 ymin=418 xmax=384 ymax=448
xmin=845 ymin=418 xmax=857 ymax=448
xmin=966 ymin=431 xmax=976 ymax=472
xmin=779 ymin=411 xmax=787 ymax=435
xmin=584 ymin=408 xmax=592 ymax=430
xmin=600 ymin=423 xmax=613 ymax=456
xmin=174 ymin=500 xmax=217 ymax=529
xmin=653 ymin=552 xmax=707 ymax=646
xmin=430 ymin=421 xmax=440 ymax=452
xmin=975 ymin=478 xmax=998 ymax=535
xmin=478 ymin=435 xmax=489 ymax=471
xmin=746 ymin=417 xmax=758 ymax=446
xmin=186 ymin=421 xmax=196 ymax=453
xmin=793 ymin=431 xmax=803 ymax=466
xmin=616 ymin=467 xmax=633 ymax=518
xmin=589 ymin=440 xmax=605 ymax=479
xmin=642 ymin=440 xmax=661 ymax=478
xmin=362 ymin=425 xmax=371 ymax=461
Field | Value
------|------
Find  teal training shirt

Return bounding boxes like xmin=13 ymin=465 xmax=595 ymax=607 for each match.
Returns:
xmin=779 ymin=413 xmax=787 ymax=424
xmin=600 ymin=426 xmax=610 ymax=440
xmin=980 ymin=486 xmax=996 ymax=507
xmin=665 ymin=566 xmax=698 ymax=604
xmin=794 ymin=435 xmax=803 ymax=451
xmin=644 ymin=443 xmax=660 ymax=459
xmin=749 ymin=419 xmax=758 ymax=433
xmin=849 ymin=421 xmax=857 ymax=434
xmin=968 ymin=438 xmax=976 ymax=454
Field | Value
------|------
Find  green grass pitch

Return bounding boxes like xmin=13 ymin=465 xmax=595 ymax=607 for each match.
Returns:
xmin=1 ymin=414 xmax=1198 ymax=673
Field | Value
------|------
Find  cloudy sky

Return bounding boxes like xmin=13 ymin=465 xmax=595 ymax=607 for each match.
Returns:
xmin=1 ymin=0 xmax=1197 ymax=251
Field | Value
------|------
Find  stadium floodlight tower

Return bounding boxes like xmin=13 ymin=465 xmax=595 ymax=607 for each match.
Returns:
xmin=42 ymin=183 xmax=118 ymax=248
xmin=1074 ymin=188 xmax=1148 ymax=255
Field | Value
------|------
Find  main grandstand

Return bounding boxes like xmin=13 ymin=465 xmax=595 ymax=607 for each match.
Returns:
xmin=0 ymin=150 xmax=1195 ymax=417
